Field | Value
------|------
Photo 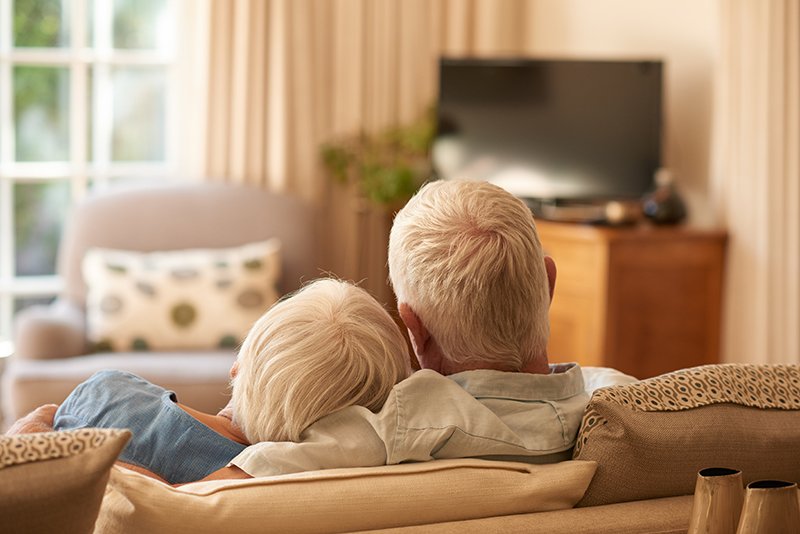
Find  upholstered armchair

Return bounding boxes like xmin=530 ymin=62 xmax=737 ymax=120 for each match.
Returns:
xmin=2 ymin=182 xmax=318 ymax=425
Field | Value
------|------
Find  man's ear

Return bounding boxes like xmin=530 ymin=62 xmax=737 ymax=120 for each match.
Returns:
xmin=398 ymin=303 xmax=429 ymax=358
xmin=398 ymin=302 xmax=446 ymax=373
xmin=544 ymin=256 xmax=557 ymax=303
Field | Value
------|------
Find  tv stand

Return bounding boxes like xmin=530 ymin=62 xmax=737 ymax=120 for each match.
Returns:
xmin=536 ymin=221 xmax=727 ymax=379
xmin=524 ymin=198 xmax=642 ymax=225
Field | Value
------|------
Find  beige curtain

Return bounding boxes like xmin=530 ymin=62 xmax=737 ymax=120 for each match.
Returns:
xmin=198 ymin=0 xmax=533 ymax=305
xmin=712 ymin=0 xmax=800 ymax=363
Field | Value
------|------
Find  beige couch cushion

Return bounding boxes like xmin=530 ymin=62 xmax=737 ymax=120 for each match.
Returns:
xmin=97 ymin=459 xmax=597 ymax=534
xmin=364 ymin=495 xmax=695 ymax=534
xmin=574 ymin=364 xmax=800 ymax=507
xmin=0 ymin=428 xmax=131 ymax=534
xmin=83 ymin=239 xmax=281 ymax=351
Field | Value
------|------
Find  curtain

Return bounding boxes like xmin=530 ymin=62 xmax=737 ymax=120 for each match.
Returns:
xmin=197 ymin=0 xmax=533 ymax=305
xmin=711 ymin=0 xmax=800 ymax=363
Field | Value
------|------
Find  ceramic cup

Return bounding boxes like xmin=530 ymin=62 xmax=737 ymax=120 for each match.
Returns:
xmin=735 ymin=480 xmax=800 ymax=534
xmin=688 ymin=467 xmax=744 ymax=534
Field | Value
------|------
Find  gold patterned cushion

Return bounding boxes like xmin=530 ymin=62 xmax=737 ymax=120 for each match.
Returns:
xmin=83 ymin=239 xmax=281 ymax=351
xmin=574 ymin=364 xmax=800 ymax=507
xmin=0 ymin=429 xmax=131 ymax=534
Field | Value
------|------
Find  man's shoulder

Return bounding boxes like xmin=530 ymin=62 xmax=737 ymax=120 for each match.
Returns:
xmin=392 ymin=369 xmax=487 ymax=403
xmin=398 ymin=369 xmax=463 ymax=387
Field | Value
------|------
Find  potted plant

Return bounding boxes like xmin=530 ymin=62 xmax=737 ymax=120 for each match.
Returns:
xmin=321 ymin=111 xmax=436 ymax=209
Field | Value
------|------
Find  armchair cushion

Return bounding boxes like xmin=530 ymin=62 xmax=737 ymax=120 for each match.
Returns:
xmin=83 ymin=239 xmax=281 ymax=351
xmin=0 ymin=428 xmax=130 ymax=534
xmin=574 ymin=364 xmax=800 ymax=507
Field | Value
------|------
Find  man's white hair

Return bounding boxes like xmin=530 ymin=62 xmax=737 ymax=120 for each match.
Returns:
xmin=231 ymin=279 xmax=412 ymax=443
xmin=389 ymin=180 xmax=550 ymax=371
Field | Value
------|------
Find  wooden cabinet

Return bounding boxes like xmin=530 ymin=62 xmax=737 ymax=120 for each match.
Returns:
xmin=537 ymin=221 xmax=727 ymax=379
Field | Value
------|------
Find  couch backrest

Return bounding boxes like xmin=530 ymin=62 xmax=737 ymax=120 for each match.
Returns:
xmin=59 ymin=182 xmax=318 ymax=307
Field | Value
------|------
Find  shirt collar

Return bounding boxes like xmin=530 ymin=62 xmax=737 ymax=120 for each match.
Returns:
xmin=446 ymin=363 xmax=584 ymax=402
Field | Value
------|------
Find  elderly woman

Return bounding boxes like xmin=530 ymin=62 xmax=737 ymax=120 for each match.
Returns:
xmin=8 ymin=279 xmax=411 ymax=484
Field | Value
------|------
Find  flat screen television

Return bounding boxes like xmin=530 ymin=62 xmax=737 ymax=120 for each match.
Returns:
xmin=434 ymin=58 xmax=663 ymax=206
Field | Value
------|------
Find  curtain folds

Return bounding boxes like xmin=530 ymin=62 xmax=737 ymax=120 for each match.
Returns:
xmin=200 ymin=0 xmax=534 ymax=303
xmin=712 ymin=0 xmax=800 ymax=363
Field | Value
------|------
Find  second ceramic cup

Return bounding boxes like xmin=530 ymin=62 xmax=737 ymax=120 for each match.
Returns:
xmin=736 ymin=480 xmax=800 ymax=534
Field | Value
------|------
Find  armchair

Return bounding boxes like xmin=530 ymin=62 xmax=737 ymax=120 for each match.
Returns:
xmin=2 ymin=182 xmax=318 ymax=426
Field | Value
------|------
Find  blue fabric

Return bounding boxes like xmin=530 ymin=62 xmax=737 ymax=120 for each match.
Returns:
xmin=54 ymin=370 xmax=246 ymax=484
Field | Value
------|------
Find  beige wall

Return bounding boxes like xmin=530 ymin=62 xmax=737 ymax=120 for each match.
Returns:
xmin=524 ymin=0 xmax=720 ymax=225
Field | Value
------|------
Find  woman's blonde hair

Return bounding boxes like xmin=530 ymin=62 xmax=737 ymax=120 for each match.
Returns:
xmin=389 ymin=180 xmax=550 ymax=371
xmin=231 ymin=279 xmax=412 ymax=443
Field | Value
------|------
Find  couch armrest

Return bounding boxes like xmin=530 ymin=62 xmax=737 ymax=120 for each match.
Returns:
xmin=14 ymin=299 xmax=88 ymax=360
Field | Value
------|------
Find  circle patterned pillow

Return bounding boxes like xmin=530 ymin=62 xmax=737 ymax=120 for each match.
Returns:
xmin=83 ymin=239 xmax=281 ymax=352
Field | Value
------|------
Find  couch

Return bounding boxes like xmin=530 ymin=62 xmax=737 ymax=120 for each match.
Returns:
xmin=5 ymin=363 xmax=797 ymax=533
xmin=2 ymin=182 xmax=319 ymax=426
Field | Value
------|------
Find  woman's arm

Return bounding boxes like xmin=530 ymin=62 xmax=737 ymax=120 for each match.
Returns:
xmin=5 ymin=404 xmax=58 ymax=435
xmin=116 ymin=462 xmax=170 ymax=483
xmin=193 ymin=464 xmax=252 ymax=483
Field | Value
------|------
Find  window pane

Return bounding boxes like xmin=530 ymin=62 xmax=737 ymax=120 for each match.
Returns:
xmin=112 ymin=67 xmax=165 ymax=161
xmin=13 ymin=0 xmax=71 ymax=48
xmin=113 ymin=0 xmax=168 ymax=50
xmin=14 ymin=296 xmax=55 ymax=314
xmin=14 ymin=181 xmax=71 ymax=276
xmin=14 ymin=66 xmax=70 ymax=161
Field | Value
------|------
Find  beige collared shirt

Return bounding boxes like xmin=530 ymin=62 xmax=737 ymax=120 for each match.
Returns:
xmin=230 ymin=364 xmax=637 ymax=477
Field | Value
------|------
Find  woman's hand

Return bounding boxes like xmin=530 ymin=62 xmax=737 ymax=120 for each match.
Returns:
xmin=5 ymin=404 xmax=58 ymax=435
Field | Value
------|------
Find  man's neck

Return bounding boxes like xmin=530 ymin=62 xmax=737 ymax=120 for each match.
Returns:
xmin=442 ymin=354 xmax=551 ymax=375
xmin=519 ymin=355 xmax=551 ymax=374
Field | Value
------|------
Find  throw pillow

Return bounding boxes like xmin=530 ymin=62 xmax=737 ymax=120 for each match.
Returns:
xmin=0 ymin=428 xmax=131 ymax=534
xmin=83 ymin=239 xmax=281 ymax=351
xmin=97 ymin=459 xmax=597 ymax=533
xmin=574 ymin=363 xmax=800 ymax=507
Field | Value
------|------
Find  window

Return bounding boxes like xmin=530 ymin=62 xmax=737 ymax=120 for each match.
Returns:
xmin=0 ymin=0 xmax=181 ymax=356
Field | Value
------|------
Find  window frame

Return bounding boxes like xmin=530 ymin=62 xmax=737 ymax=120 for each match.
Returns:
xmin=0 ymin=0 xmax=182 ymax=355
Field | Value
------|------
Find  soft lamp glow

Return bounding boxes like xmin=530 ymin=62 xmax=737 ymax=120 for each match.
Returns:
xmin=0 ymin=340 xmax=13 ymax=358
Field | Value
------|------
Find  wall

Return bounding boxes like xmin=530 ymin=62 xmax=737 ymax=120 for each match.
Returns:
xmin=523 ymin=0 xmax=720 ymax=225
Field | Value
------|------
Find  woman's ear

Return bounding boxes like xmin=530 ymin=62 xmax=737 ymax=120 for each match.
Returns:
xmin=229 ymin=361 xmax=239 ymax=379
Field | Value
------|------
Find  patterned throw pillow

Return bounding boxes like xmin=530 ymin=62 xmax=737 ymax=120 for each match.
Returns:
xmin=83 ymin=239 xmax=281 ymax=352
xmin=573 ymin=364 xmax=800 ymax=507
xmin=0 ymin=429 xmax=131 ymax=534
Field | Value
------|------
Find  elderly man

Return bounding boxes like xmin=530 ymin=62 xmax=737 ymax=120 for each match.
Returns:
xmin=228 ymin=180 xmax=636 ymax=476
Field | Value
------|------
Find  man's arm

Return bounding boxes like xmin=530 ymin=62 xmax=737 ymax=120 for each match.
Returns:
xmin=226 ymin=407 xmax=387 ymax=478
xmin=5 ymin=404 xmax=58 ymax=435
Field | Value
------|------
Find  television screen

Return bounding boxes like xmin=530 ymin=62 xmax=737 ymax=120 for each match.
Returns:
xmin=435 ymin=58 xmax=663 ymax=202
